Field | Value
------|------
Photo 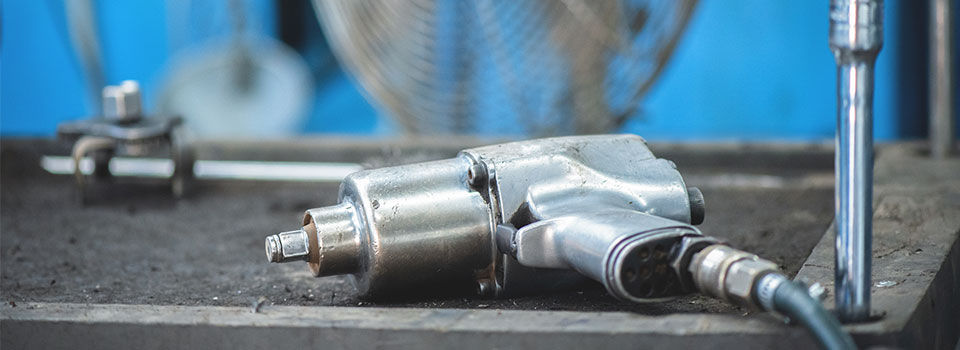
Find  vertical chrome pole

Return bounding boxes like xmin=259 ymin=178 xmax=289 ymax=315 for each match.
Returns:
xmin=829 ymin=0 xmax=883 ymax=322
xmin=931 ymin=0 xmax=955 ymax=159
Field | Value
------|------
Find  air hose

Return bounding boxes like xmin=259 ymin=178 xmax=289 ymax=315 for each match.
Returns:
xmin=690 ymin=245 xmax=856 ymax=350
xmin=759 ymin=274 xmax=856 ymax=350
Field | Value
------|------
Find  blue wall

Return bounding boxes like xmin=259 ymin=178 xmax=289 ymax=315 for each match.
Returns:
xmin=2 ymin=0 xmax=955 ymax=140
xmin=630 ymin=1 xmax=847 ymax=140
xmin=627 ymin=0 xmax=952 ymax=141
xmin=1 ymin=0 xmax=276 ymax=135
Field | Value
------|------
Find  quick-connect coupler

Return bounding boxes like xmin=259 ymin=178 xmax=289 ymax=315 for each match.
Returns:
xmin=688 ymin=244 xmax=782 ymax=309
xmin=686 ymin=244 xmax=856 ymax=349
xmin=265 ymin=134 xmax=707 ymax=299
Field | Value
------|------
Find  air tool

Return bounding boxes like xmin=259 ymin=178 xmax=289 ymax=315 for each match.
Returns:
xmin=265 ymin=134 xmax=854 ymax=349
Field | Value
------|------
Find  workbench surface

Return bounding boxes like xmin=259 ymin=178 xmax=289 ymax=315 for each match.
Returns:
xmin=3 ymin=139 xmax=958 ymax=349
xmin=0 ymin=139 xmax=833 ymax=313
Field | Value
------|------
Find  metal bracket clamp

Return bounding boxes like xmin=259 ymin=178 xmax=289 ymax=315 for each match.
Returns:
xmin=57 ymin=80 xmax=192 ymax=201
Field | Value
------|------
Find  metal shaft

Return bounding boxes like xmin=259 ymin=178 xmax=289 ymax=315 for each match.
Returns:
xmin=930 ymin=0 xmax=955 ymax=159
xmin=829 ymin=0 xmax=882 ymax=322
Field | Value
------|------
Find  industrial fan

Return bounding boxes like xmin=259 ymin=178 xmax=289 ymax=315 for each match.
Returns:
xmin=314 ymin=0 xmax=697 ymax=135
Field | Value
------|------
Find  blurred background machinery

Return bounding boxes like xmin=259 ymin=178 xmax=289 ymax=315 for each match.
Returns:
xmin=2 ymin=0 xmax=957 ymax=141
xmin=314 ymin=0 xmax=695 ymax=135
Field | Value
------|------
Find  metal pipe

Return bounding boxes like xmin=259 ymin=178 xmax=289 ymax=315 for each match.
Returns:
xmin=829 ymin=0 xmax=883 ymax=322
xmin=930 ymin=0 xmax=955 ymax=159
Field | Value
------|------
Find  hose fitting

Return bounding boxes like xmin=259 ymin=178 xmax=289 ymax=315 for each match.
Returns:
xmin=688 ymin=244 xmax=779 ymax=308
xmin=689 ymin=245 xmax=856 ymax=350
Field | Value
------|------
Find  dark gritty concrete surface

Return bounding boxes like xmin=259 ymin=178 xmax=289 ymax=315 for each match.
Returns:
xmin=796 ymin=144 xmax=960 ymax=349
xmin=1 ymin=138 xmax=833 ymax=313
xmin=3 ymin=139 xmax=957 ymax=350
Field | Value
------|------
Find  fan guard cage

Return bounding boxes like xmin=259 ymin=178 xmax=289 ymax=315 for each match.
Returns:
xmin=315 ymin=0 xmax=696 ymax=135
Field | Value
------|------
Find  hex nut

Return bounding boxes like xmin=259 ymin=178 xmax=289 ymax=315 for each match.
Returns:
xmin=690 ymin=245 xmax=753 ymax=300
xmin=723 ymin=258 xmax=779 ymax=305
xmin=102 ymin=80 xmax=142 ymax=122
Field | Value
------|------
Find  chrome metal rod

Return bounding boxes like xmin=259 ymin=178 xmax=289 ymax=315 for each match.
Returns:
xmin=40 ymin=155 xmax=362 ymax=182
xmin=835 ymin=60 xmax=875 ymax=322
xmin=829 ymin=0 xmax=883 ymax=322
xmin=930 ymin=0 xmax=955 ymax=159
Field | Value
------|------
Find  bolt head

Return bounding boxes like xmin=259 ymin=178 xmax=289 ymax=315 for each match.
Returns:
xmin=265 ymin=235 xmax=282 ymax=263
xmin=102 ymin=80 xmax=142 ymax=122
xmin=466 ymin=162 xmax=486 ymax=187
xmin=476 ymin=279 xmax=497 ymax=297
xmin=265 ymin=229 xmax=311 ymax=263
xmin=807 ymin=282 xmax=827 ymax=301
